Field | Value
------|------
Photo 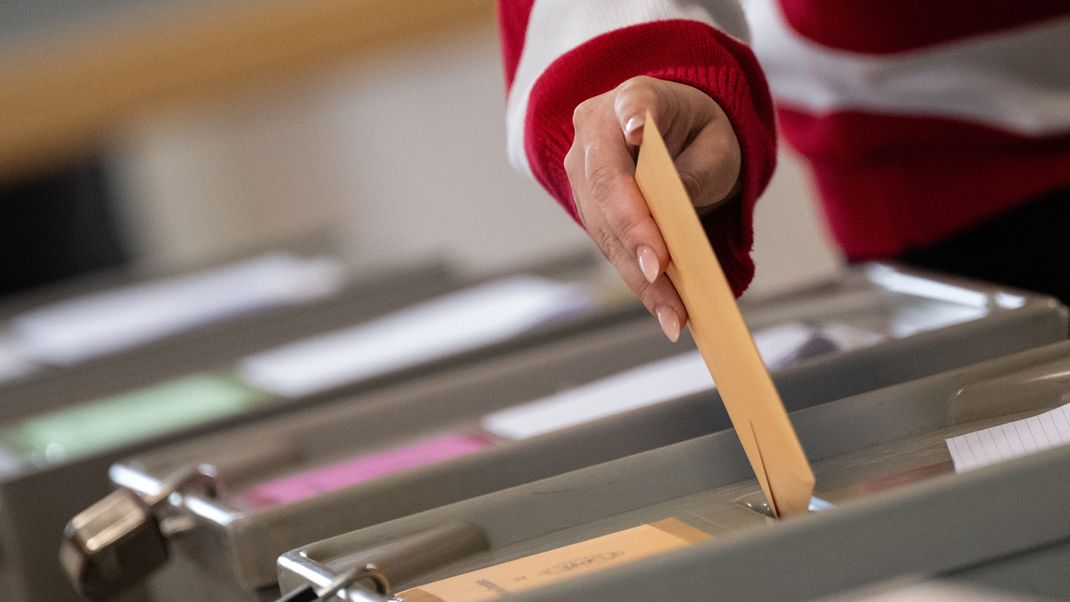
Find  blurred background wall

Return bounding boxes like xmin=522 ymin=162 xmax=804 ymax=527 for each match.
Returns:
xmin=2 ymin=1 xmax=842 ymax=298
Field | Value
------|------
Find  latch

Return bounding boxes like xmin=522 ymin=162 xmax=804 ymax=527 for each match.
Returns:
xmin=60 ymin=464 xmax=221 ymax=600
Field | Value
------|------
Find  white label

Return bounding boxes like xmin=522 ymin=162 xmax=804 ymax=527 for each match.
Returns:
xmin=482 ymin=351 xmax=711 ymax=440
xmin=818 ymin=323 xmax=885 ymax=353
xmin=946 ymin=402 xmax=1070 ymax=472
xmin=238 ymin=276 xmax=593 ymax=398
xmin=753 ymin=322 xmax=820 ymax=370
xmin=8 ymin=254 xmax=347 ymax=365
xmin=0 ymin=336 xmax=36 ymax=385
xmin=482 ymin=322 xmax=832 ymax=441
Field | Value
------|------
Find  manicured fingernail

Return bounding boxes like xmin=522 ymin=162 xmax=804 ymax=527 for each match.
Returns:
xmin=636 ymin=245 xmax=659 ymax=284
xmin=624 ymin=116 xmax=644 ymax=137
xmin=656 ymin=306 xmax=680 ymax=343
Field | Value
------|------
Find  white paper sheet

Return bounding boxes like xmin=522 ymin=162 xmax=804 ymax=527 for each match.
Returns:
xmin=8 ymin=254 xmax=346 ymax=366
xmin=817 ymin=323 xmax=885 ymax=353
xmin=0 ymin=336 xmax=36 ymax=384
xmin=481 ymin=351 xmax=711 ymax=440
xmin=482 ymin=321 xmax=833 ymax=441
xmin=238 ymin=276 xmax=593 ymax=398
xmin=946 ymin=402 xmax=1070 ymax=472
xmin=886 ymin=303 xmax=988 ymax=338
xmin=753 ymin=322 xmax=822 ymax=370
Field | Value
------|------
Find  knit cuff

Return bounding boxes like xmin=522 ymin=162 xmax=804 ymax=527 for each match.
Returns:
xmin=524 ymin=20 xmax=777 ymax=296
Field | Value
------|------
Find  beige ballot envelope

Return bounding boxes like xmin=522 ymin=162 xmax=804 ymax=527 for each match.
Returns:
xmin=635 ymin=112 xmax=814 ymax=517
xmin=401 ymin=519 xmax=710 ymax=601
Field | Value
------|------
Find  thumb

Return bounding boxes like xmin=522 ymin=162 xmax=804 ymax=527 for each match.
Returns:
xmin=612 ymin=76 xmax=675 ymax=147
xmin=613 ymin=77 xmax=710 ymax=151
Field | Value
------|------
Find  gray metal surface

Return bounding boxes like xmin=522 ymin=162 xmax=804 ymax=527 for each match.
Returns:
xmin=0 ymin=261 xmax=455 ymax=602
xmin=123 ymin=265 xmax=1069 ymax=600
xmin=0 ymin=255 xmax=634 ymax=601
xmin=119 ymin=316 xmax=681 ymax=601
xmin=0 ymin=259 xmax=456 ymax=413
xmin=276 ymin=341 xmax=1070 ymax=602
xmin=949 ymin=538 xmax=1070 ymax=599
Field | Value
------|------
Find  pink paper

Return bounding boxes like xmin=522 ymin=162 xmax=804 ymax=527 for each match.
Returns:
xmin=239 ymin=432 xmax=494 ymax=508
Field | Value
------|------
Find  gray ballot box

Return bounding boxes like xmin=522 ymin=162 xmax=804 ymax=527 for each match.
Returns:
xmin=276 ymin=340 xmax=1070 ymax=602
xmin=78 ymin=265 xmax=1067 ymax=601
xmin=0 ymin=253 xmax=457 ymax=397
xmin=0 ymin=257 xmax=640 ymax=601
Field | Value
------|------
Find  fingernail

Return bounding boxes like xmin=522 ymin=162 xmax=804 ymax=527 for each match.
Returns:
xmin=656 ymin=306 xmax=681 ymax=343
xmin=636 ymin=245 xmax=659 ymax=284
xmin=624 ymin=116 xmax=644 ymax=137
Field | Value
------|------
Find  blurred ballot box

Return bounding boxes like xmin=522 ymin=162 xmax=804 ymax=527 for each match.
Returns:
xmin=0 ymin=253 xmax=643 ymax=601
xmin=276 ymin=340 xmax=1070 ymax=602
xmin=63 ymin=265 xmax=1068 ymax=601
xmin=0 ymin=252 xmax=404 ymax=387
xmin=0 ymin=252 xmax=456 ymax=400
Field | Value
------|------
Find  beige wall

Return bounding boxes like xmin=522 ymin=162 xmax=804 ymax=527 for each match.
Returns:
xmin=111 ymin=21 xmax=842 ymax=293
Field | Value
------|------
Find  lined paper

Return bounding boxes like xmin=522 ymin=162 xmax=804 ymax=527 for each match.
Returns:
xmin=8 ymin=254 xmax=346 ymax=365
xmin=946 ymin=403 xmax=1070 ymax=472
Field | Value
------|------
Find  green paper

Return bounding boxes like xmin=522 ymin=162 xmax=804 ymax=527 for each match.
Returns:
xmin=0 ymin=373 xmax=268 ymax=465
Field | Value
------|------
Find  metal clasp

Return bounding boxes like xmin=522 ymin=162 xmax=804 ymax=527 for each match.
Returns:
xmin=277 ymin=564 xmax=399 ymax=602
xmin=60 ymin=464 xmax=221 ymax=600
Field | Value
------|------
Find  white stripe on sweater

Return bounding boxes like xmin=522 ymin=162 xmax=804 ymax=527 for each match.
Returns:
xmin=745 ymin=0 xmax=1070 ymax=133
xmin=505 ymin=0 xmax=748 ymax=177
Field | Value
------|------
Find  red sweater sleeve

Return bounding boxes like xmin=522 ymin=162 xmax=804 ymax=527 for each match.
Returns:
xmin=497 ymin=5 xmax=777 ymax=296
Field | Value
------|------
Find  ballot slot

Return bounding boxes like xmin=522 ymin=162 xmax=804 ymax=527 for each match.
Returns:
xmin=69 ymin=266 xmax=1069 ymax=601
xmin=276 ymin=341 xmax=1070 ymax=602
xmin=0 ymin=255 xmax=648 ymax=602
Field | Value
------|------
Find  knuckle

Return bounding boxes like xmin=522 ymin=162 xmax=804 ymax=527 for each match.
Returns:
xmin=616 ymin=214 xmax=647 ymax=249
xmin=618 ymin=75 xmax=655 ymax=92
xmin=634 ymin=279 xmax=657 ymax=308
xmin=563 ymin=145 xmax=580 ymax=172
xmin=586 ymin=162 xmax=622 ymax=202
xmin=616 ymin=77 xmax=658 ymax=106
xmin=572 ymin=99 xmax=595 ymax=127
xmin=592 ymin=226 xmax=617 ymax=259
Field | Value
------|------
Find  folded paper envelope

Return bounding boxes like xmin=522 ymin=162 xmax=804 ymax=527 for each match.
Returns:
xmin=635 ymin=112 xmax=814 ymax=517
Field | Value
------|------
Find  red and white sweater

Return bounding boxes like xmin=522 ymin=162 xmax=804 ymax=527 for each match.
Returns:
xmin=498 ymin=0 xmax=1070 ymax=294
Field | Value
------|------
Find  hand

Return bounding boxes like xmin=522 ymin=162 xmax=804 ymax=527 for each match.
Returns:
xmin=565 ymin=76 xmax=742 ymax=342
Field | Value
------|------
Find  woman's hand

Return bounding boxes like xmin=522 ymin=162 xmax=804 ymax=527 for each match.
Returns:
xmin=565 ymin=76 xmax=742 ymax=341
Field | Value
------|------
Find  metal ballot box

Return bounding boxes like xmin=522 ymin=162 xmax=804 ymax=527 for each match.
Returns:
xmin=0 ymin=254 xmax=456 ymax=400
xmin=277 ymin=341 xmax=1070 ymax=602
xmin=0 ymin=257 xmax=640 ymax=601
xmin=79 ymin=265 xmax=1067 ymax=601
